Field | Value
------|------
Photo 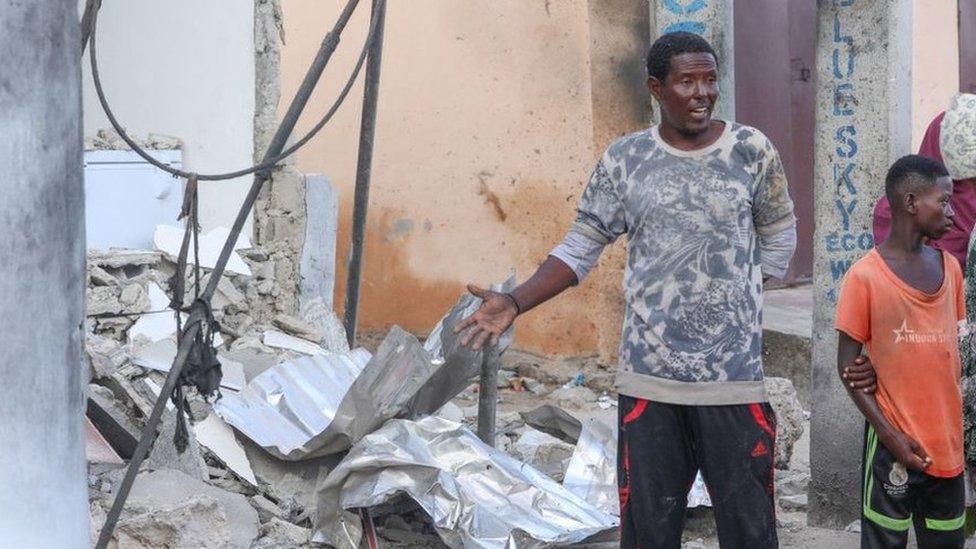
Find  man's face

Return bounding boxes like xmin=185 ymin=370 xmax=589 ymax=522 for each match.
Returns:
xmin=912 ymin=176 xmax=955 ymax=239
xmin=648 ymin=52 xmax=720 ymax=136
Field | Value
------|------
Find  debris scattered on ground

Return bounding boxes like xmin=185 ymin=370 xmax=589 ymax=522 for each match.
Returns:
xmin=82 ymin=245 xmax=818 ymax=548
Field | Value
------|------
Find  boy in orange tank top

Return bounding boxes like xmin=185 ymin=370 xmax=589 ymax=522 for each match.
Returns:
xmin=836 ymin=155 xmax=965 ymax=548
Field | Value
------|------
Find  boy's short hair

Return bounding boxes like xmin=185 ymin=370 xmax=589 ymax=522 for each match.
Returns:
xmin=885 ymin=154 xmax=950 ymax=206
xmin=646 ymin=32 xmax=717 ymax=81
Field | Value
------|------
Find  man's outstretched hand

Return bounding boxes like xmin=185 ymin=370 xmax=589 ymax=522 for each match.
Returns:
xmin=454 ymin=284 xmax=518 ymax=350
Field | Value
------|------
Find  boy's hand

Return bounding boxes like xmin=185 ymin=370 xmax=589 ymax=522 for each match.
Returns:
xmin=881 ymin=430 xmax=932 ymax=472
xmin=842 ymin=355 xmax=877 ymax=393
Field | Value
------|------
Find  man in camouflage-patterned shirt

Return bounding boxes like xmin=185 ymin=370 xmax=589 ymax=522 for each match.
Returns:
xmin=458 ymin=32 xmax=796 ymax=548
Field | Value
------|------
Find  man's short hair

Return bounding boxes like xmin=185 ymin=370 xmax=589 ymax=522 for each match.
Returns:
xmin=885 ymin=154 xmax=950 ymax=206
xmin=646 ymin=31 xmax=717 ymax=81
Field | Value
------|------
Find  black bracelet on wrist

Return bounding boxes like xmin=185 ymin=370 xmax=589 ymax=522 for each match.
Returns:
xmin=503 ymin=292 xmax=522 ymax=315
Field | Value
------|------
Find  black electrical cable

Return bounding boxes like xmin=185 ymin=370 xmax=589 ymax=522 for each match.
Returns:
xmin=88 ymin=3 xmax=377 ymax=181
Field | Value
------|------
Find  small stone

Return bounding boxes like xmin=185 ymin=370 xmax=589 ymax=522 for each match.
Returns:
xmin=845 ymin=519 xmax=861 ymax=533
xmin=549 ymin=385 xmax=599 ymax=409
xmin=778 ymin=493 xmax=807 ymax=511
xmin=523 ymin=377 xmax=547 ymax=395
xmin=497 ymin=369 xmax=515 ymax=389
xmin=89 ymin=265 xmax=118 ymax=286
xmin=251 ymin=517 xmax=311 ymax=548
xmin=273 ymin=313 xmax=325 ymax=342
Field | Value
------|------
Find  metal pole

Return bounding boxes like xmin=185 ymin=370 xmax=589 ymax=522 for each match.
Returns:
xmin=94 ymin=2 xmax=363 ymax=546
xmin=0 ymin=1 xmax=89 ymax=546
xmin=476 ymin=348 xmax=500 ymax=446
xmin=343 ymin=0 xmax=388 ymax=348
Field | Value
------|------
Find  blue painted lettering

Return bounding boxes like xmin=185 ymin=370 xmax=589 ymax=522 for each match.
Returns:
xmin=834 ymin=198 xmax=857 ymax=231
xmin=834 ymin=163 xmax=856 ymax=195
xmin=835 ymin=126 xmax=858 ymax=158
xmin=664 ymin=0 xmax=707 ymax=15
xmin=833 ymin=83 xmax=855 ymax=116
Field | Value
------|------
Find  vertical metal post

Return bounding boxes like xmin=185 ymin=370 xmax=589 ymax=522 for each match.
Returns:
xmin=343 ymin=0 xmax=388 ymax=348
xmin=476 ymin=348 xmax=500 ymax=446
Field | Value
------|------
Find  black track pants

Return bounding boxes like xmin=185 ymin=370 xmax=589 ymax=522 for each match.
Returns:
xmin=861 ymin=424 xmax=965 ymax=549
xmin=617 ymin=395 xmax=778 ymax=549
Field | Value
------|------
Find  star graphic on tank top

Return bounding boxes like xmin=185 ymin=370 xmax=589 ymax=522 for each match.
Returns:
xmin=892 ymin=320 xmax=914 ymax=343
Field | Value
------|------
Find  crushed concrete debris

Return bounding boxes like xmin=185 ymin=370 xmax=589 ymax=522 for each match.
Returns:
xmin=764 ymin=376 xmax=806 ymax=469
xmin=252 ymin=517 xmax=312 ymax=548
xmin=144 ymin=412 xmax=209 ymax=481
xmin=85 ymin=128 xmax=182 ymax=151
xmin=113 ymin=469 xmax=259 ymax=549
xmin=86 ymin=334 xmax=128 ymax=380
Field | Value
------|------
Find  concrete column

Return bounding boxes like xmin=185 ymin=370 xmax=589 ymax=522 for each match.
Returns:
xmin=0 ymin=1 xmax=90 ymax=546
xmin=809 ymin=0 xmax=913 ymax=527
xmin=649 ymin=0 xmax=735 ymax=121
xmin=300 ymin=174 xmax=339 ymax=312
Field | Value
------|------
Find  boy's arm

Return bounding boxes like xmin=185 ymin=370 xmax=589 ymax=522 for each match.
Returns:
xmin=837 ymin=330 xmax=932 ymax=471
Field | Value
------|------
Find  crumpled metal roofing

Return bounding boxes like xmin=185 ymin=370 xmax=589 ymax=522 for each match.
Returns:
xmin=213 ymin=276 xmax=516 ymax=460
xmin=562 ymin=418 xmax=617 ymax=516
xmin=213 ymin=348 xmax=372 ymax=460
xmin=312 ymin=416 xmax=618 ymax=548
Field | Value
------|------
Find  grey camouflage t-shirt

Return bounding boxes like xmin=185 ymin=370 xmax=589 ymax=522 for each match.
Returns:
xmin=573 ymin=122 xmax=795 ymax=405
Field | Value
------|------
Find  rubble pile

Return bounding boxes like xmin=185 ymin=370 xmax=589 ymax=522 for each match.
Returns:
xmin=83 ymin=243 xmax=812 ymax=548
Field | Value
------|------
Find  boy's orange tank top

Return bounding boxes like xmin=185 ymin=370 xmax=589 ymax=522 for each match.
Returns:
xmin=835 ymin=248 xmax=965 ymax=478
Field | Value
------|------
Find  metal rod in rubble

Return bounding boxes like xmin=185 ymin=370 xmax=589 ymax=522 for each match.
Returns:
xmin=343 ymin=0 xmax=388 ymax=348
xmin=477 ymin=348 xmax=500 ymax=446
xmin=95 ymin=2 xmax=363 ymax=546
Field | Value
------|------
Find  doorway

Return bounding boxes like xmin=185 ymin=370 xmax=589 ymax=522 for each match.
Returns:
xmin=733 ymin=0 xmax=817 ymax=284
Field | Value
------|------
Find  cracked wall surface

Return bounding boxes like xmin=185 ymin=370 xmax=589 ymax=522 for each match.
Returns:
xmin=252 ymin=0 xmax=306 ymax=320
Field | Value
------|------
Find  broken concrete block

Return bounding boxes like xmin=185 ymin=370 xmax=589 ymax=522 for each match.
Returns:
xmin=512 ymin=430 xmax=575 ymax=482
xmin=89 ymin=264 xmax=118 ymax=286
xmin=764 ymin=376 xmax=806 ymax=469
xmin=128 ymin=283 xmax=175 ymax=344
xmin=119 ymin=283 xmax=149 ymax=310
xmin=119 ymin=469 xmax=259 ymax=549
xmin=86 ymin=334 xmax=128 ymax=379
xmin=251 ymin=517 xmax=312 ymax=548
xmin=776 ymin=468 xmax=810 ymax=499
xmin=779 ymin=493 xmax=808 ymax=512
xmin=87 ymin=286 xmax=123 ymax=316
xmin=262 ymin=329 xmax=327 ymax=356
xmin=144 ymin=412 xmax=208 ymax=481
xmin=240 ymin=437 xmax=340 ymax=522
xmin=272 ymin=313 xmax=325 ymax=343
xmin=300 ymin=299 xmax=349 ymax=353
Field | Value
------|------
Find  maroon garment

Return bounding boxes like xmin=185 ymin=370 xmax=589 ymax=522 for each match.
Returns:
xmin=872 ymin=112 xmax=976 ymax=268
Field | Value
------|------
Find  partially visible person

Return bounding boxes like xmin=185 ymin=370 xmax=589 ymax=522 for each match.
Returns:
xmin=838 ymin=155 xmax=965 ymax=548
xmin=873 ymin=95 xmax=976 ymax=269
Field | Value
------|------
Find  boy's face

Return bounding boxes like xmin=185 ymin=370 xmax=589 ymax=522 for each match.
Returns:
xmin=912 ymin=176 xmax=955 ymax=239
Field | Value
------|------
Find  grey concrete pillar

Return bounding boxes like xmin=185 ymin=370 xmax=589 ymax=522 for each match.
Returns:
xmin=809 ymin=0 xmax=913 ymax=527
xmin=300 ymin=174 xmax=339 ymax=312
xmin=0 ymin=0 xmax=90 ymax=546
xmin=649 ymin=0 xmax=735 ymax=121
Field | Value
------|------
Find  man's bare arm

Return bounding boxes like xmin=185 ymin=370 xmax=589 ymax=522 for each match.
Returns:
xmin=455 ymin=256 xmax=577 ymax=350
xmin=837 ymin=330 xmax=930 ymax=471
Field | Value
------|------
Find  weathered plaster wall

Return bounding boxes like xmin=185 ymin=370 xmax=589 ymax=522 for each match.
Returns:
xmin=911 ymin=0 xmax=960 ymax=150
xmin=80 ymin=0 xmax=256 ymax=233
xmin=278 ymin=0 xmax=649 ymax=357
